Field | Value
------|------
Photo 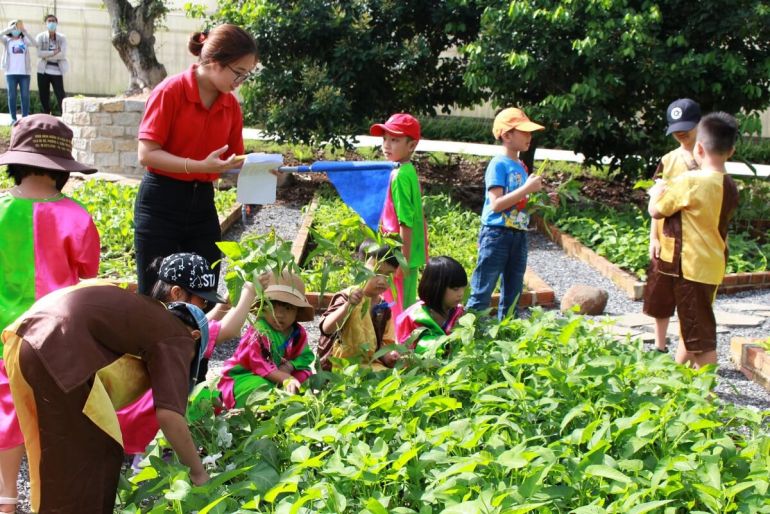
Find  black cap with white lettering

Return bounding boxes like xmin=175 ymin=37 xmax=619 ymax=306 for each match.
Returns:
xmin=158 ymin=253 xmax=226 ymax=304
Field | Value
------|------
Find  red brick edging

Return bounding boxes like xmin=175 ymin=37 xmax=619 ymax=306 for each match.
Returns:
xmin=731 ymin=337 xmax=770 ymax=392
xmin=294 ymin=194 xmax=555 ymax=311
xmin=533 ymin=215 xmax=770 ymax=300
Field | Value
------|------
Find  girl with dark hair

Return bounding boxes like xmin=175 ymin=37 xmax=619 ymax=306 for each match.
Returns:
xmin=396 ymin=256 xmax=468 ymax=355
xmin=134 ymin=24 xmax=259 ymax=294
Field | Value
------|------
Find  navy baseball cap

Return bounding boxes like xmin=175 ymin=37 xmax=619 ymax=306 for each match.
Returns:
xmin=158 ymin=253 xmax=227 ymax=304
xmin=666 ymin=99 xmax=701 ymax=135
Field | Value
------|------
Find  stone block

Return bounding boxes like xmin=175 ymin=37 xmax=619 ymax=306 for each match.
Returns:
xmin=95 ymin=152 xmax=120 ymax=167
xmin=70 ymin=112 xmax=91 ymax=125
xmin=561 ymin=284 xmax=609 ymax=315
xmin=78 ymin=126 xmax=98 ymax=139
xmin=101 ymin=100 xmax=126 ymax=113
xmin=72 ymin=138 xmax=89 ymax=151
xmin=90 ymin=139 xmax=114 ymax=153
xmin=124 ymin=99 xmax=147 ymax=112
xmin=124 ymin=125 xmax=139 ymax=137
xmin=90 ymin=113 xmax=113 ymax=125
xmin=120 ymin=152 xmax=138 ymax=167
xmin=99 ymin=125 xmax=125 ymax=138
xmin=114 ymin=112 xmax=142 ymax=126
xmin=84 ymin=100 xmax=102 ymax=113
xmin=62 ymin=98 xmax=80 ymax=113
xmin=115 ymin=138 xmax=137 ymax=152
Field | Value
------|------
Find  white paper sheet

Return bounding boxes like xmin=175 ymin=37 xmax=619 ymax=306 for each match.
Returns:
xmin=235 ymin=153 xmax=284 ymax=204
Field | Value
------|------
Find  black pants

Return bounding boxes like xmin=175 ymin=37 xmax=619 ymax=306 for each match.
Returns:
xmin=134 ymin=172 xmax=221 ymax=295
xmin=37 ymin=73 xmax=66 ymax=114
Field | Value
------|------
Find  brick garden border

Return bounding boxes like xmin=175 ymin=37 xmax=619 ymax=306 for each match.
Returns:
xmin=293 ymin=193 xmax=555 ymax=311
xmin=731 ymin=337 xmax=770 ymax=392
xmin=533 ymin=215 xmax=770 ymax=300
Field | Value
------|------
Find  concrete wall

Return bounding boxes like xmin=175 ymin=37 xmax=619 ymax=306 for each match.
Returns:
xmin=0 ymin=0 xmax=216 ymax=96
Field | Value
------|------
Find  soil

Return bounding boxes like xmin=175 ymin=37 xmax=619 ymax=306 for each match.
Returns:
xmin=255 ymin=147 xmax=641 ymax=213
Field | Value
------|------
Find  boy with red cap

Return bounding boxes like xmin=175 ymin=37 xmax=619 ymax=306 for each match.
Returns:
xmin=467 ymin=108 xmax=545 ymax=319
xmin=370 ymin=113 xmax=428 ymax=327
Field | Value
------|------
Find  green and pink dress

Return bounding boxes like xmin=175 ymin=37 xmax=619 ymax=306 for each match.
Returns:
xmin=0 ymin=192 xmax=100 ymax=450
xmin=218 ymin=318 xmax=314 ymax=409
xmin=396 ymin=301 xmax=464 ymax=355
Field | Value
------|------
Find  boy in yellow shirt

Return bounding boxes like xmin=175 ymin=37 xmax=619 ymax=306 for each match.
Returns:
xmin=643 ymin=99 xmax=701 ymax=352
xmin=647 ymin=112 xmax=740 ymax=369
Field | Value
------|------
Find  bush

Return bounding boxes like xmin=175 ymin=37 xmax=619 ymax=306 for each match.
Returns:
xmin=463 ymin=0 xmax=770 ymax=176
xmin=196 ymin=1 xmax=483 ymax=147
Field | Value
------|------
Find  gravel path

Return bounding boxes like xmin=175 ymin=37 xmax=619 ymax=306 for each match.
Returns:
xmin=527 ymin=232 xmax=770 ymax=412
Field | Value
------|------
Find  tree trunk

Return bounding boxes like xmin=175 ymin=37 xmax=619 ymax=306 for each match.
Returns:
xmin=103 ymin=0 xmax=168 ymax=95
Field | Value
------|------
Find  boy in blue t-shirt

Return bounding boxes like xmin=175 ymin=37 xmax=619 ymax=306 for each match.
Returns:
xmin=467 ymin=108 xmax=545 ymax=319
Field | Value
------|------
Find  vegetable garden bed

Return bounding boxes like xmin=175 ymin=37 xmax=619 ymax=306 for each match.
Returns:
xmin=120 ymin=309 xmax=770 ymax=512
xmin=533 ymin=185 xmax=770 ymax=300
xmin=67 ymin=177 xmax=241 ymax=281
xmin=294 ymin=187 xmax=554 ymax=310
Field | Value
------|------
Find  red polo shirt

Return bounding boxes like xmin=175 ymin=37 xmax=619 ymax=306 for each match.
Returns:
xmin=138 ymin=64 xmax=245 ymax=182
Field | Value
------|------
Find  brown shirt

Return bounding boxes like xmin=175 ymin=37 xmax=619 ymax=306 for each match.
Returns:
xmin=15 ymin=282 xmax=195 ymax=415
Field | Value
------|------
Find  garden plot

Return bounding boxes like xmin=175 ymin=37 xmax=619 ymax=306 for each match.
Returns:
xmin=297 ymin=186 xmax=554 ymax=310
xmin=68 ymin=178 xmax=241 ymax=280
xmin=534 ymin=180 xmax=770 ymax=299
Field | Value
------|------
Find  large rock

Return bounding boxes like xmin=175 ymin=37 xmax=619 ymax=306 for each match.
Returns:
xmin=561 ymin=285 xmax=609 ymax=315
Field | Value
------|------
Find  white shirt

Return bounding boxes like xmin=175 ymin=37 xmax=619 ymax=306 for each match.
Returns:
xmin=6 ymin=38 xmax=28 ymax=75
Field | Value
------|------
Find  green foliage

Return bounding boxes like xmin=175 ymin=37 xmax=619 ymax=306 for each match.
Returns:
xmin=196 ymin=1 xmax=483 ymax=147
xmin=463 ymin=0 xmax=770 ymax=175
xmin=0 ymin=167 xmax=13 ymax=189
xmin=555 ymin=203 xmax=652 ymax=280
xmin=71 ymin=180 xmax=239 ymax=280
xmin=552 ymin=192 xmax=770 ymax=279
xmin=118 ymin=310 xmax=770 ymax=512
xmin=420 ymin=115 xmax=496 ymax=144
xmin=303 ymin=188 xmax=479 ymax=292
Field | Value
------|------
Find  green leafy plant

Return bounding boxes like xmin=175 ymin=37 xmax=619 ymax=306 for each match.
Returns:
xmin=118 ymin=310 xmax=770 ymax=512
xmin=69 ymin=180 xmax=241 ymax=281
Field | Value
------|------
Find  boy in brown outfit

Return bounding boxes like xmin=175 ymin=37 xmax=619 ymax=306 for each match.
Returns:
xmin=647 ymin=112 xmax=740 ymax=368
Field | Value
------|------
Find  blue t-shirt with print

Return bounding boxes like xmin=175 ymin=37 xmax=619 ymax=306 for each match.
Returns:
xmin=480 ymin=155 xmax=530 ymax=230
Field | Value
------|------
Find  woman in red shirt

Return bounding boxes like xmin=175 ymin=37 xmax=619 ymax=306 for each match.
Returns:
xmin=135 ymin=24 xmax=258 ymax=294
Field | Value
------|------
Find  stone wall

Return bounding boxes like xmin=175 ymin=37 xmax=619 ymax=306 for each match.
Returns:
xmin=62 ymin=97 xmax=147 ymax=178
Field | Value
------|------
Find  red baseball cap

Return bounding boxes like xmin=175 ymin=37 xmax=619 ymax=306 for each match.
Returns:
xmin=370 ymin=113 xmax=421 ymax=141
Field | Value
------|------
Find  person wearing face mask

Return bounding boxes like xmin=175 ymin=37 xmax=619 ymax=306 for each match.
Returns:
xmin=35 ymin=14 xmax=69 ymax=115
xmin=1 ymin=20 xmax=36 ymax=125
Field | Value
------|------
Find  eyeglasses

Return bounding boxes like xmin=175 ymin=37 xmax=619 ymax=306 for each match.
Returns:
xmin=226 ymin=63 xmax=259 ymax=84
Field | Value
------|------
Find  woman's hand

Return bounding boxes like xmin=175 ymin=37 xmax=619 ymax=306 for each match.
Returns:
xmin=283 ymin=377 xmax=301 ymax=394
xmin=190 ymin=468 xmax=210 ymax=486
xmin=197 ymin=145 xmax=241 ymax=174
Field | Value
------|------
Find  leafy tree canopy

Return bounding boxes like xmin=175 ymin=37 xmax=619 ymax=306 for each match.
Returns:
xmin=196 ymin=0 xmax=482 ymax=147
xmin=463 ymin=0 xmax=770 ymax=173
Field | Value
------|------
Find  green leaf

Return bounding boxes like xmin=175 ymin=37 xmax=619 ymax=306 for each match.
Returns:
xmin=584 ymin=464 xmax=632 ymax=484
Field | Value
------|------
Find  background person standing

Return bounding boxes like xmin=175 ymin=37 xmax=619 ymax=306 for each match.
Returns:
xmin=1 ymin=20 xmax=35 ymax=125
xmin=35 ymin=14 xmax=68 ymax=115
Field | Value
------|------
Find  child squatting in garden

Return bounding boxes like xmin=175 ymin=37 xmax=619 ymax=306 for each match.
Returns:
xmin=317 ymin=241 xmax=400 ymax=371
xmin=370 ymin=113 xmax=428 ymax=330
xmin=643 ymin=98 xmax=702 ymax=353
xmin=397 ymin=256 xmax=468 ymax=356
xmin=647 ymin=112 xmax=740 ymax=369
xmin=467 ymin=108 xmax=545 ymax=320
xmin=215 ymin=269 xmax=316 ymax=408
xmin=0 ymin=114 xmax=100 ymax=513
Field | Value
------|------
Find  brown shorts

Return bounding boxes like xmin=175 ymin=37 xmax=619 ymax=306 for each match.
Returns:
xmin=642 ymin=265 xmax=676 ymax=319
xmin=645 ymin=272 xmax=718 ymax=353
